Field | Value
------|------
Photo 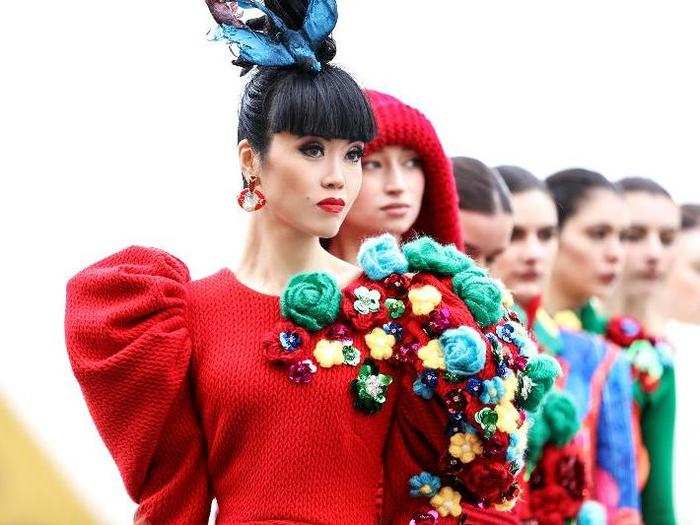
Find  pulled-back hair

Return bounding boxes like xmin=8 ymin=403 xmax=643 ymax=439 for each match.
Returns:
xmin=452 ymin=157 xmax=512 ymax=214
xmin=545 ymin=168 xmax=619 ymax=227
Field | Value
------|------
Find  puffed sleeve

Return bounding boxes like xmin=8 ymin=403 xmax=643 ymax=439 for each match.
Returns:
xmin=65 ymin=247 xmax=212 ymax=524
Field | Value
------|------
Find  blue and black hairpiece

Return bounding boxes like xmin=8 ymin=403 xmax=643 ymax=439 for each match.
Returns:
xmin=206 ymin=0 xmax=338 ymax=73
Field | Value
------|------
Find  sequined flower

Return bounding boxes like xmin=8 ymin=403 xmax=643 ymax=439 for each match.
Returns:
xmin=262 ymin=321 xmax=310 ymax=364
xmin=417 ymin=340 xmax=445 ymax=370
xmin=382 ymin=321 xmax=404 ymax=341
xmin=357 ymin=233 xmax=409 ymax=280
xmin=313 ymin=339 xmax=345 ymax=368
xmin=449 ymin=432 xmax=483 ymax=463
xmin=384 ymin=273 xmax=411 ymax=298
xmin=440 ymin=326 xmax=487 ymax=378
xmin=409 ymin=471 xmax=442 ymax=498
xmin=385 ymin=298 xmax=406 ymax=319
xmin=288 ymin=359 xmax=317 ymax=384
xmin=341 ymin=279 xmax=389 ymax=331
xmin=365 ymin=327 xmax=396 ymax=360
xmin=281 ymin=272 xmax=341 ymax=331
xmin=409 ymin=510 xmax=439 ymax=525
xmin=413 ymin=370 xmax=438 ymax=400
xmin=342 ymin=344 xmax=361 ymax=366
xmin=465 ymin=377 xmax=484 ymax=397
xmin=408 ymin=285 xmax=443 ymax=316
xmin=425 ymin=305 xmax=451 ymax=337
xmin=480 ymin=377 xmax=506 ymax=404
xmin=353 ymin=286 xmax=381 ymax=314
xmin=430 ymin=486 xmax=462 ymax=518
xmin=325 ymin=323 xmax=353 ymax=343
xmin=351 ymin=362 xmax=393 ymax=414
xmin=475 ymin=407 xmax=499 ymax=438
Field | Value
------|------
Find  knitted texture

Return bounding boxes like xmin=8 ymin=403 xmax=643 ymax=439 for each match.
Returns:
xmin=451 ymin=268 xmax=504 ymax=326
xmin=402 ymin=236 xmax=474 ymax=276
xmin=364 ymin=90 xmax=463 ymax=248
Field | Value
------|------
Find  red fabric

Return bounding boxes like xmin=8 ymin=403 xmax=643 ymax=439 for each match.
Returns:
xmin=364 ymin=90 xmax=463 ymax=249
xmin=65 ymin=248 xmax=519 ymax=524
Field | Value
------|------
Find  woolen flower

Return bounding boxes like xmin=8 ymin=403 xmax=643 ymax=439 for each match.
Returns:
xmin=281 ymin=272 xmax=341 ymax=331
xmin=439 ymin=326 xmax=487 ymax=378
xmin=357 ymin=233 xmax=409 ymax=280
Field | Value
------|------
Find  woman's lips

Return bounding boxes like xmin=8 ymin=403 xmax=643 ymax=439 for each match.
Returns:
xmin=380 ymin=203 xmax=411 ymax=218
xmin=317 ymin=198 xmax=345 ymax=214
xmin=598 ymin=273 xmax=618 ymax=285
xmin=517 ymin=270 xmax=541 ymax=282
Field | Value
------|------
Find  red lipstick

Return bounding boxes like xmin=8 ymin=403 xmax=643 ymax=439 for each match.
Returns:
xmin=317 ymin=198 xmax=345 ymax=214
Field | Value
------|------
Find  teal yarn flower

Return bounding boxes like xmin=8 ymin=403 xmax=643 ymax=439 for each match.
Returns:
xmin=402 ymin=236 xmax=475 ymax=275
xmin=281 ymin=272 xmax=341 ymax=331
xmin=439 ymin=326 xmax=486 ymax=378
xmin=452 ymin=267 xmax=504 ymax=326
xmin=519 ymin=354 xmax=562 ymax=412
xmin=357 ymin=233 xmax=409 ymax=280
xmin=479 ymin=377 xmax=505 ymax=404
xmin=541 ymin=389 xmax=580 ymax=446
xmin=577 ymin=501 xmax=607 ymax=524
xmin=408 ymin=471 xmax=441 ymax=498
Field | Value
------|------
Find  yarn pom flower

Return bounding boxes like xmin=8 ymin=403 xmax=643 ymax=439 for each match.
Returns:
xmin=409 ymin=471 xmax=442 ymax=498
xmin=408 ymin=285 xmax=443 ymax=316
xmin=480 ymin=377 xmax=506 ymax=404
xmin=263 ymin=321 xmax=310 ymax=364
xmin=452 ymin=267 xmax=504 ymax=326
xmin=495 ymin=401 xmax=520 ymax=434
xmin=403 ymin=236 xmax=474 ymax=276
xmin=350 ymin=361 xmax=393 ymax=414
xmin=357 ymin=233 xmax=409 ymax=280
xmin=417 ymin=340 xmax=446 ymax=370
xmin=462 ymin=459 xmax=513 ymax=506
xmin=627 ymin=339 xmax=664 ymax=389
xmin=429 ymin=486 xmax=462 ymax=518
xmin=341 ymin=281 xmax=389 ymax=331
xmin=577 ymin=501 xmax=607 ymax=525
xmin=365 ymin=327 xmax=396 ymax=360
xmin=440 ymin=326 xmax=487 ymax=378
xmin=606 ymin=315 xmax=644 ymax=348
xmin=519 ymin=354 xmax=562 ymax=412
xmin=281 ymin=272 xmax=341 ymax=331
xmin=449 ymin=432 xmax=483 ymax=463
xmin=313 ymin=339 xmax=345 ymax=368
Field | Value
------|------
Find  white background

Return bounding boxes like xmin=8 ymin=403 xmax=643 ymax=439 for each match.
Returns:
xmin=1 ymin=1 xmax=699 ymax=523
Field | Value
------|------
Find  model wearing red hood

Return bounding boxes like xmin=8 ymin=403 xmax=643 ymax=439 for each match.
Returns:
xmin=328 ymin=90 xmax=463 ymax=262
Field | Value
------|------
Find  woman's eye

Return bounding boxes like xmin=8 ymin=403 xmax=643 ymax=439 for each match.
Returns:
xmin=405 ymin=157 xmax=422 ymax=169
xmin=587 ymin=226 xmax=609 ymax=240
xmin=511 ymin=227 xmax=526 ymax=242
xmin=660 ymin=231 xmax=676 ymax=246
xmin=624 ymin=226 xmax=645 ymax=242
xmin=362 ymin=160 xmax=381 ymax=170
xmin=299 ymin=143 xmax=324 ymax=158
xmin=538 ymin=227 xmax=556 ymax=242
xmin=346 ymin=147 xmax=364 ymax=163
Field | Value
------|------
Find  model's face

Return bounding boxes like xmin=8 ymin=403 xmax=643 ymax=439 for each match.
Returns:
xmin=459 ymin=209 xmax=514 ymax=269
xmin=342 ymin=145 xmax=425 ymax=237
xmin=244 ymin=133 xmax=365 ymax=238
xmin=665 ymin=229 xmax=700 ymax=323
xmin=551 ymin=189 xmax=629 ymax=305
xmin=620 ymin=191 xmax=680 ymax=298
xmin=491 ymin=190 xmax=558 ymax=306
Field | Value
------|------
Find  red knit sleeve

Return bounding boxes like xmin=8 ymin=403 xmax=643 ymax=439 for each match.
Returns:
xmin=65 ymin=247 xmax=212 ymax=524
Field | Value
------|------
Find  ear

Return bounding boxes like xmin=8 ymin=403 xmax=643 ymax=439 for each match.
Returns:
xmin=238 ymin=138 xmax=261 ymax=184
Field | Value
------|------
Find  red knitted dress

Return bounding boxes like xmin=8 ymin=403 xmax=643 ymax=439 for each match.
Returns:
xmin=66 ymin=234 xmax=554 ymax=524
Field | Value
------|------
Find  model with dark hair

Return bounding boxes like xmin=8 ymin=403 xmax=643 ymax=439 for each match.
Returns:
xmin=541 ymin=168 xmax=642 ymax=522
xmin=609 ymin=177 xmax=679 ymax=525
xmin=452 ymin=157 xmax=513 ymax=268
xmin=63 ymin=2 xmax=554 ymax=523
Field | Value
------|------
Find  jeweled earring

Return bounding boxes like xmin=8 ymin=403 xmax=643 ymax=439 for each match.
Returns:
xmin=237 ymin=175 xmax=266 ymax=212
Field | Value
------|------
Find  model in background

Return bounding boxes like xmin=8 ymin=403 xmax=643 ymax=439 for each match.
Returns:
xmin=452 ymin=157 xmax=513 ymax=269
xmin=543 ymin=168 xmax=641 ymax=522
xmin=327 ymin=90 xmax=463 ymax=263
xmin=491 ymin=166 xmax=637 ymax=523
xmin=608 ymin=177 xmax=679 ymax=525
xmin=659 ymin=204 xmax=700 ymax=525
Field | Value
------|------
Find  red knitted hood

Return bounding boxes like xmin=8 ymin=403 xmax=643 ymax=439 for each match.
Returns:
xmin=364 ymin=90 xmax=463 ymax=248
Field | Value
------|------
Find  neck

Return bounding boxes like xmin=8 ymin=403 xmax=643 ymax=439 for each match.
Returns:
xmin=236 ymin=210 xmax=336 ymax=295
xmin=614 ymin=289 xmax=663 ymax=334
xmin=542 ymin=277 xmax=587 ymax=316
xmin=327 ymin=224 xmax=379 ymax=266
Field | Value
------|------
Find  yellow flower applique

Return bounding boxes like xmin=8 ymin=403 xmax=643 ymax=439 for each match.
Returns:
xmin=313 ymin=339 xmax=345 ymax=368
xmin=430 ymin=486 xmax=462 ymax=518
xmin=495 ymin=401 xmax=520 ymax=433
xmin=553 ymin=310 xmax=583 ymax=331
xmin=365 ymin=327 xmax=396 ymax=360
xmin=408 ymin=285 xmax=442 ymax=315
xmin=417 ymin=339 xmax=445 ymax=370
xmin=448 ymin=432 xmax=483 ymax=463
xmin=502 ymin=371 xmax=518 ymax=403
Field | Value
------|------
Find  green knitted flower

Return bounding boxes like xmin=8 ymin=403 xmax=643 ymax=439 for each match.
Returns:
xmin=541 ymin=390 xmax=580 ymax=446
xmin=281 ymin=272 xmax=341 ymax=331
xmin=518 ymin=354 xmax=561 ymax=412
xmin=402 ymin=237 xmax=475 ymax=275
xmin=451 ymin=268 xmax=504 ymax=326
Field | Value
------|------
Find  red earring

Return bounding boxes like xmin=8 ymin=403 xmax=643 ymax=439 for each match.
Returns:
xmin=237 ymin=175 xmax=266 ymax=212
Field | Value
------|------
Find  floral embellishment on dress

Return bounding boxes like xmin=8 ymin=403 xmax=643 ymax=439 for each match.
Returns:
xmin=480 ymin=377 xmax=506 ymax=404
xmin=417 ymin=340 xmax=445 ymax=370
xmin=263 ymin=321 xmax=310 ymax=364
xmin=409 ymin=510 xmax=439 ymax=525
xmin=430 ymin=486 xmax=463 ymax=518
xmin=440 ymin=326 xmax=487 ymax=378
xmin=606 ymin=315 xmax=644 ymax=348
xmin=475 ymin=407 xmax=499 ymax=438
xmin=365 ymin=327 xmax=396 ymax=360
xmin=287 ymin=359 xmax=317 ymax=384
xmin=350 ymin=361 xmax=393 ymax=414
xmin=353 ymin=286 xmax=381 ymax=314
xmin=313 ymin=339 xmax=345 ymax=368
xmin=452 ymin=266 xmax=504 ymax=326
xmin=408 ymin=285 xmax=443 ymax=316
xmin=413 ymin=369 xmax=438 ymax=400
xmin=425 ymin=305 xmax=451 ymax=337
xmin=402 ymin=236 xmax=473 ymax=276
xmin=385 ymin=298 xmax=406 ymax=319
xmin=357 ymin=233 xmax=409 ymax=280
xmin=281 ymin=272 xmax=341 ymax=331
xmin=449 ymin=432 xmax=483 ymax=463
xmin=384 ymin=273 xmax=411 ymax=298
xmin=409 ymin=471 xmax=442 ymax=498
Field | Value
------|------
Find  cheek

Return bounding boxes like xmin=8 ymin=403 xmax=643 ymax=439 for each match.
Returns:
xmin=408 ymin=172 xmax=426 ymax=206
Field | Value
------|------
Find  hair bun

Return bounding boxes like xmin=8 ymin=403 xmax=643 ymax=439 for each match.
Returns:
xmin=315 ymin=37 xmax=337 ymax=64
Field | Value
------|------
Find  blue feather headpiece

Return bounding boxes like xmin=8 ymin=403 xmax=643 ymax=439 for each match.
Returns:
xmin=205 ymin=0 xmax=338 ymax=73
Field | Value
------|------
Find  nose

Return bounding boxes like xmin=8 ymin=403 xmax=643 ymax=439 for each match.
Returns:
xmin=604 ymin=236 xmax=625 ymax=264
xmin=384 ymin=161 xmax=408 ymax=196
xmin=320 ymin=157 xmax=345 ymax=191
xmin=644 ymin=235 xmax=663 ymax=266
xmin=522 ymin=234 xmax=544 ymax=264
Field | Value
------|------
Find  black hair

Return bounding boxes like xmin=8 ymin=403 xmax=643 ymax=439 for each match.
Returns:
xmin=616 ymin=176 xmax=673 ymax=199
xmin=452 ymin=157 xmax=512 ymax=214
xmin=235 ymin=1 xmax=375 ymax=156
xmin=494 ymin=165 xmax=546 ymax=195
xmin=545 ymin=168 xmax=619 ymax=227
xmin=681 ymin=204 xmax=700 ymax=230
